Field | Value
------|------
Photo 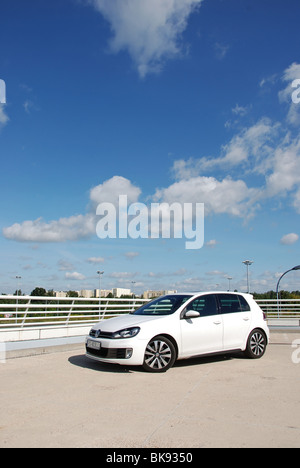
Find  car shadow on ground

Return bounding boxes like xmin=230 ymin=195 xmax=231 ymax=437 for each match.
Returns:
xmin=68 ymin=353 xmax=135 ymax=373
xmin=68 ymin=351 xmax=246 ymax=374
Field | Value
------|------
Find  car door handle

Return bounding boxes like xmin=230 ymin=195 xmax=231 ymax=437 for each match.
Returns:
xmin=243 ymin=317 xmax=250 ymax=321
xmin=213 ymin=320 xmax=222 ymax=325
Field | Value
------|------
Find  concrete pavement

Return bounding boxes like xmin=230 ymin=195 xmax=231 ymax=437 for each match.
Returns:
xmin=0 ymin=343 xmax=299 ymax=448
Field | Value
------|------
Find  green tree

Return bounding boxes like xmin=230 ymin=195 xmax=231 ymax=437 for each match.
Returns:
xmin=30 ymin=287 xmax=47 ymax=296
xmin=66 ymin=290 xmax=79 ymax=297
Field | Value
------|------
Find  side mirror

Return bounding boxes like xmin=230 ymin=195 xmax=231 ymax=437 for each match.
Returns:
xmin=184 ymin=310 xmax=200 ymax=319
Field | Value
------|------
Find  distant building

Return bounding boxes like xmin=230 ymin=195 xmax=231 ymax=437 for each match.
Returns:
xmin=54 ymin=287 xmax=177 ymax=300
xmin=79 ymin=289 xmax=94 ymax=298
xmin=94 ymin=289 xmax=113 ymax=298
xmin=54 ymin=291 xmax=67 ymax=298
xmin=113 ymin=288 xmax=132 ymax=297
xmin=142 ymin=290 xmax=177 ymax=299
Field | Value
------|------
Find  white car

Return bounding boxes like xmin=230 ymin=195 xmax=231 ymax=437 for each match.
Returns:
xmin=86 ymin=292 xmax=270 ymax=372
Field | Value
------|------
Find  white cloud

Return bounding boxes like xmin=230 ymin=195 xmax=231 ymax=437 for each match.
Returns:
xmin=125 ymin=251 xmax=140 ymax=260
xmin=109 ymin=271 xmax=137 ymax=279
xmin=171 ymin=99 xmax=300 ymax=217
xmin=23 ymin=99 xmax=38 ymax=114
xmin=147 ymin=268 xmax=188 ymax=278
xmin=4 ymin=62 xmax=300 ymax=245
xmin=293 ymin=188 xmax=300 ymax=214
xmin=259 ymin=73 xmax=277 ymax=89
xmin=88 ymin=0 xmax=203 ymax=77
xmin=65 ymin=271 xmax=86 ymax=281
xmin=153 ymin=175 xmax=260 ymax=219
xmin=0 ymin=104 xmax=9 ymax=128
xmin=58 ymin=259 xmax=75 ymax=271
xmin=206 ymin=269 xmax=224 ymax=276
xmin=3 ymin=214 xmax=96 ymax=243
xmin=280 ymin=233 xmax=299 ymax=245
xmin=205 ymin=239 xmax=218 ymax=248
xmin=221 ymin=118 xmax=278 ymax=170
xmin=168 ymin=119 xmax=280 ymax=220
xmin=278 ymin=62 xmax=300 ymax=125
xmin=172 ymin=118 xmax=279 ymax=178
xmin=87 ymin=257 xmax=105 ymax=264
xmin=90 ymin=175 xmax=141 ymax=206
xmin=265 ymin=137 xmax=300 ymax=197
xmin=214 ymin=42 xmax=229 ymax=60
xmin=3 ymin=176 xmax=141 ymax=243
xmin=232 ymin=104 xmax=248 ymax=117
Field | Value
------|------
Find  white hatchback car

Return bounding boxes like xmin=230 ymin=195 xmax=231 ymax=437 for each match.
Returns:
xmin=86 ymin=292 xmax=270 ymax=372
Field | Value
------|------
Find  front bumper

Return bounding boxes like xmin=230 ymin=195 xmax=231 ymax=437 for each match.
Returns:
xmin=85 ymin=336 xmax=145 ymax=366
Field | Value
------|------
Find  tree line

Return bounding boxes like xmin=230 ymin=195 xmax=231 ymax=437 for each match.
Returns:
xmin=3 ymin=287 xmax=300 ymax=300
xmin=253 ymin=290 xmax=300 ymax=299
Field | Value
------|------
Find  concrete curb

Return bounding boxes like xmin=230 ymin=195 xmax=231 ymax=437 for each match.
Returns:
xmin=1 ymin=328 xmax=299 ymax=360
xmin=1 ymin=336 xmax=86 ymax=360
xmin=269 ymin=328 xmax=300 ymax=345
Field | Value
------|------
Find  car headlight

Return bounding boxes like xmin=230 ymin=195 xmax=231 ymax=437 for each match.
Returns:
xmin=112 ymin=327 xmax=140 ymax=339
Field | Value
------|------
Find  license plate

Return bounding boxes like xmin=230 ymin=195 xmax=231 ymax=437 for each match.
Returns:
xmin=87 ymin=339 xmax=101 ymax=350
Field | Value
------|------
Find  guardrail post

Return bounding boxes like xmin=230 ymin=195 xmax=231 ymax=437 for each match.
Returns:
xmin=21 ymin=297 xmax=31 ymax=328
xmin=100 ymin=300 xmax=108 ymax=321
xmin=131 ymin=300 xmax=137 ymax=313
xmin=66 ymin=299 xmax=75 ymax=325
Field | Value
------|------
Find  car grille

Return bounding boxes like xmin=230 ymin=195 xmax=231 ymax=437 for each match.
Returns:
xmin=86 ymin=345 xmax=127 ymax=359
xmin=89 ymin=329 xmax=114 ymax=339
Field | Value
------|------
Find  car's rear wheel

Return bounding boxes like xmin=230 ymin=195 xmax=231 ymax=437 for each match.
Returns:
xmin=245 ymin=329 xmax=267 ymax=359
xmin=143 ymin=336 xmax=176 ymax=373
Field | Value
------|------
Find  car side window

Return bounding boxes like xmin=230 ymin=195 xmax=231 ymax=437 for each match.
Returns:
xmin=217 ymin=294 xmax=250 ymax=314
xmin=188 ymin=294 xmax=218 ymax=317
xmin=238 ymin=295 xmax=251 ymax=312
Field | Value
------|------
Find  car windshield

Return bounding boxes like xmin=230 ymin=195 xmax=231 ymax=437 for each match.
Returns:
xmin=132 ymin=295 xmax=192 ymax=316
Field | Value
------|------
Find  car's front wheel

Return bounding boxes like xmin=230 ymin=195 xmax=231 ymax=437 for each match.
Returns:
xmin=245 ymin=329 xmax=267 ymax=359
xmin=143 ymin=336 xmax=176 ymax=373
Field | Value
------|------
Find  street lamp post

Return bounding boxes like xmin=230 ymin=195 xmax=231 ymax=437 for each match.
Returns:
xmin=276 ymin=265 xmax=300 ymax=318
xmin=242 ymin=260 xmax=253 ymax=294
xmin=16 ymin=276 xmax=21 ymax=324
xmin=131 ymin=281 xmax=136 ymax=298
xmin=227 ymin=277 xmax=232 ymax=291
xmin=97 ymin=271 xmax=104 ymax=320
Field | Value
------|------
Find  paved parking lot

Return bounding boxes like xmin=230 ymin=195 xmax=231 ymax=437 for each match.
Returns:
xmin=0 ymin=343 xmax=299 ymax=448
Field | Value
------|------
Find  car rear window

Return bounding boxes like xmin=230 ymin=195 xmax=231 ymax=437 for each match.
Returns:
xmin=217 ymin=294 xmax=250 ymax=314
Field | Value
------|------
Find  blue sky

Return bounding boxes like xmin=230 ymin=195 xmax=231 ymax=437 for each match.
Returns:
xmin=1 ymin=0 xmax=300 ymax=295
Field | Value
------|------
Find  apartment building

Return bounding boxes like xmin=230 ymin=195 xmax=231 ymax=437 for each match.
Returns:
xmin=142 ymin=290 xmax=177 ymax=299
xmin=112 ymin=288 xmax=132 ymax=297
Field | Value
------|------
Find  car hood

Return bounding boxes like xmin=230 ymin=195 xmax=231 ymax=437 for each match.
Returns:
xmin=92 ymin=314 xmax=167 ymax=332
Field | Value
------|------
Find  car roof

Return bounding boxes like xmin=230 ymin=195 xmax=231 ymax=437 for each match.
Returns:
xmin=167 ymin=291 xmax=252 ymax=298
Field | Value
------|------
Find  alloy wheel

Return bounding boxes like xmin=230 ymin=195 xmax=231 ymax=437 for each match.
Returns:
xmin=245 ymin=329 xmax=267 ymax=359
xmin=250 ymin=331 xmax=266 ymax=356
xmin=143 ymin=336 xmax=176 ymax=372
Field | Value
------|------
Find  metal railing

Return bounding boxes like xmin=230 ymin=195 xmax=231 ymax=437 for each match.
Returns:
xmin=0 ymin=295 xmax=148 ymax=329
xmin=0 ymin=295 xmax=300 ymax=331
xmin=256 ymin=298 xmax=300 ymax=323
